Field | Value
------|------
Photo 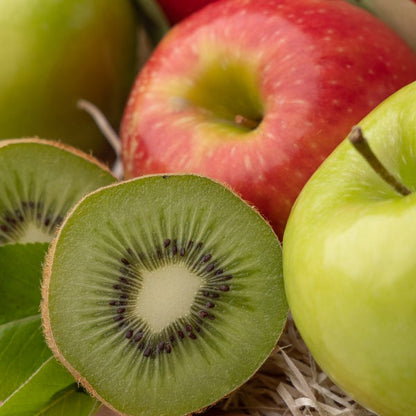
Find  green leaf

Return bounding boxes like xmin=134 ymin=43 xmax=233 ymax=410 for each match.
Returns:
xmin=0 ymin=316 xmax=51 ymax=400
xmin=39 ymin=388 xmax=101 ymax=416
xmin=0 ymin=243 xmax=50 ymax=399
xmin=0 ymin=357 xmax=99 ymax=416
xmin=0 ymin=242 xmax=102 ymax=414
xmin=0 ymin=243 xmax=48 ymax=324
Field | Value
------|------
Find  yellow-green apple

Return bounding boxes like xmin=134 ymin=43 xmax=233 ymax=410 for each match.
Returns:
xmin=120 ymin=0 xmax=416 ymax=238
xmin=283 ymin=80 xmax=416 ymax=416
xmin=0 ymin=0 xmax=139 ymax=161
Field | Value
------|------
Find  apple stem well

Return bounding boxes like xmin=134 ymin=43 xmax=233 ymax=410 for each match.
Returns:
xmin=348 ymin=126 xmax=411 ymax=196
xmin=234 ymin=114 xmax=261 ymax=130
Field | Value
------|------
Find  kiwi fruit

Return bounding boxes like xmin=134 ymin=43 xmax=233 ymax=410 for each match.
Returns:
xmin=0 ymin=138 xmax=116 ymax=246
xmin=41 ymin=174 xmax=288 ymax=416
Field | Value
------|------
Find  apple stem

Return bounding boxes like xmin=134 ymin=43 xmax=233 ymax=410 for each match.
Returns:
xmin=348 ymin=126 xmax=411 ymax=196
xmin=234 ymin=114 xmax=260 ymax=130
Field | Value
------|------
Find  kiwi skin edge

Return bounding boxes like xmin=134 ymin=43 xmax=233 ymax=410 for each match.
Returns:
xmin=0 ymin=137 xmax=113 ymax=173
xmin=41 ymin=174 xmax=287 ymax=416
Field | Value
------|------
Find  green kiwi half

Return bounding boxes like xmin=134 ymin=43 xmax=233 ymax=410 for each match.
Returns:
xmin=0 ymin=138 xmax=116 ymax=246
xmin=41 ymin=174 xmax=288 ymax=416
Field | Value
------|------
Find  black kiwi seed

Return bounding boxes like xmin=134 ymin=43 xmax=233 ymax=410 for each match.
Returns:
xmin=201 ymin=253 xmax=212 ymax=263
xmin=134 ymin=332 xmax=143 ymax=342
xmin=121 ymin=258 xmax=130 ymax=265
xmin=144 ymin=347 xmax=153 ymax=357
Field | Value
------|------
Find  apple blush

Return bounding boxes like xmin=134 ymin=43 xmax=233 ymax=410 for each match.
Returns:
xmin=120 ymin=0 xmax=416 ymax=239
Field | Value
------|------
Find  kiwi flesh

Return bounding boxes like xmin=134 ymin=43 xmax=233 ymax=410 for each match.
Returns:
xmin=41 ymin=174 xmax=288 ymax=416
xmin=0 ymin=138 xmax=116 ymax=246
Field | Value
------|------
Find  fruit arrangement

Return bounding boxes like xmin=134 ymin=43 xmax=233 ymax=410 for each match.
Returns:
xmin=1 ymin=1 xmax=416 ymax=416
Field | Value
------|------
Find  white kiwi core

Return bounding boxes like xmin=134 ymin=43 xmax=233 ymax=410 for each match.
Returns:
xmin=17 ymin=223 xmax=52 ymax=244
xmin=134 ymin=263 xmax=203 ymax=333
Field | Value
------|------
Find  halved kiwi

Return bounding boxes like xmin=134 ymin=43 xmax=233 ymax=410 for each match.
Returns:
xmin=0 ymin=138 xmax=116 ymax=246
xmin=41 ymin=174 xmax=287 ymax=416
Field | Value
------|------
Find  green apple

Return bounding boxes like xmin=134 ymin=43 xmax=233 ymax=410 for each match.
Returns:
xmin=283 ymin=80 xmax=416 ymax=416
xmin=0 ymin=0 xmax=139 ymax=162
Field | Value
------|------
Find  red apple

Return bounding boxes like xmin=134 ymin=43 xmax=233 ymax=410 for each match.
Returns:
xmin=156 ymin=0 xmax=218 ymax=24
xmin=120 ymin=0 xmax=416 ymax=239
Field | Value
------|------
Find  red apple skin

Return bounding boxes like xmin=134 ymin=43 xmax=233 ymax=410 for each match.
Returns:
xmin=156 ymin=0 xmax=218 ymax=24
xmin=121 ymin=0 xmax=416 ymax=239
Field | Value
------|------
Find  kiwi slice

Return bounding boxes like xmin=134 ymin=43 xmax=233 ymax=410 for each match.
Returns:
xmin=41 ymin=174 xmax=287 ymax=416
xmin=0 ymin=138 xmax=116 ymax=246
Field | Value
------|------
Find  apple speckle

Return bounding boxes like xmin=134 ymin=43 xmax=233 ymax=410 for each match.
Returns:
xmin=244 ymin=155 xmax=252 ymax=170
xmin=169 ymin=96 xmax=190 ymax=112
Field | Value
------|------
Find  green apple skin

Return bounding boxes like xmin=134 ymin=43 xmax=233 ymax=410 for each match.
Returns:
xmin=283 ymin=81 xmax=416 ymax=416
xmin=0 ymin=0 xmax=139 ymax=161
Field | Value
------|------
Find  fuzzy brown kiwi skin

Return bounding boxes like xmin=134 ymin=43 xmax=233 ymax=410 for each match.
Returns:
xmin=41 ymin=174 xmax=283 ymax=416
xmin=0 ymin=137 xmax=113 ymax=173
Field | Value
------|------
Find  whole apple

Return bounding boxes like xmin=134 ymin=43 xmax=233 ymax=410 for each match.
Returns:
xmin=0 ymin=0 xmax=139 ymax=162
xmin=120 ymin=0 xmax=416 ymax=239
xmin=283 ymin=80 xmax=416 ymax=416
